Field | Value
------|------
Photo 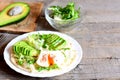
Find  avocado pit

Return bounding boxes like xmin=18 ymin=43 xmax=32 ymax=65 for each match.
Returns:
xmin=8 ymin=6 xmax=23 ymax=16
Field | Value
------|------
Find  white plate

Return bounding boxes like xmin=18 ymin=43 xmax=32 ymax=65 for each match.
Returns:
xmin=4 ymin=31 xmax=82 ymax=77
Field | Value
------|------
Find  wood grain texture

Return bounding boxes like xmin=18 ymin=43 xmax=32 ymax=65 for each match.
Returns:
xmin=0 ymin=1 xmax=43 ymax=33
xmin=1 ymin=18 xmax=120 ymax=80
xmin=1 ymin=0 xmax=120 ymax=80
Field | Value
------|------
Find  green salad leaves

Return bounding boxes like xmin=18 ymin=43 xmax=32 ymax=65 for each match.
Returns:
xmin=35 ymin=64 xmax=59 ymax=72
xmin=26 ymin=33 xmax=67 ymax=50
xmin=48 ymin=2 xmax=80 ymax=20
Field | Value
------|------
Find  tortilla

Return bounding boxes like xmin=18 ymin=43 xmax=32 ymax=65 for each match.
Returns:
xmin=10 ymin=36 xmax=77 ymax=73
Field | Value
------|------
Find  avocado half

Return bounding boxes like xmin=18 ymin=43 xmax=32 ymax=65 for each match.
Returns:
xmin=0 ymin=2 xmax=30 ymax=27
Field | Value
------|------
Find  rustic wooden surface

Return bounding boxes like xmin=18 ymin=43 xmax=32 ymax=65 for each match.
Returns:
xmin=1 ymin=0 xmax=120 ymax=80
xmin=0 ymin=1 xmax=43 ymax=33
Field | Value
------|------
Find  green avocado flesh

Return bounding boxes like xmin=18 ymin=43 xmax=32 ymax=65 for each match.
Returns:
xmin=0 ymin=2 xmax=30 ymax=26
xmin=13 ymin=41 xmax=38 ymax=56
xmin=44 ymin=34 xmax=66 ymax=50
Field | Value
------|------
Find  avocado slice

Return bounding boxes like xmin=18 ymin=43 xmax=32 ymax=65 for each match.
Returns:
xmin=13 ymin=41 xmax=39 ymax=56
xmin=44 ymin=34 xmax=67 ymax=50
xmin=0 ymin=2 xmax=30 ymax=26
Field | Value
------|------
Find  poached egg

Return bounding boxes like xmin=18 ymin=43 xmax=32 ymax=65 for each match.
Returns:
xmin=36 ymin=51 xmax=65 ymax=67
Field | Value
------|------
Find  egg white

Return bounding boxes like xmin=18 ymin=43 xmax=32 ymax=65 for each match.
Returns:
xmin=36 ymin=50 xmax=65 ymax=67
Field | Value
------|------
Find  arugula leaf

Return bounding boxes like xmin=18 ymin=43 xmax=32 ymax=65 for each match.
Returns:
xmin=36 ymin=64 xmax=59 ymax=72
xmin=25 ymin=56 xmax=36 ymax=64
xmin=48 ymin=2 xmax=80 ymax=20
xmin=15 ymin=53 xmax=36 ymax=65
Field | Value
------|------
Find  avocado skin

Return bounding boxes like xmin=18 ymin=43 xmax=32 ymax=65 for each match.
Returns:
xmin=0 ymin=2 xmax=30 ymax=27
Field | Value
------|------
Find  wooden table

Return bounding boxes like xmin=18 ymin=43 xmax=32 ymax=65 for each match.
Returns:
xmin=1 ymin=0 xmax=120 ymax=80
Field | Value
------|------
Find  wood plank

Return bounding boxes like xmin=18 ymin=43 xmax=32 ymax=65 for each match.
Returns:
xmin=0 ymin=1 xmax=43 ymax=33
xmin=1 ymin=0 xmax=120 ymax=79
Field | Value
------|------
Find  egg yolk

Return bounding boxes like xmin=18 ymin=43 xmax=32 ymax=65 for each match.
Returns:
xmin=48 ymin=54 xmax=54 ymax=65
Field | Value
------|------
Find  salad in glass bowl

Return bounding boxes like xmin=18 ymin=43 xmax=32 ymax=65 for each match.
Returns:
xmin=45 ymin=1 xmax=83 ymax=31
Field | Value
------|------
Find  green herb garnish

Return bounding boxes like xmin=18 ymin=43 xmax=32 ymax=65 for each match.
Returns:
xmin=48 ymin=2 xmax=80 ymax=20
xmin=36 ymin=64 xmax=59 ymax=72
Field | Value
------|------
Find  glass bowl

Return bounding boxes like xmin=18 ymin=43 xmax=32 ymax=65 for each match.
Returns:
xmin=45 ymin=0 xmax=83 ymax=31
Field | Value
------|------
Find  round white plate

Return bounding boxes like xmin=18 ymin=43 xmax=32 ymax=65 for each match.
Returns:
xmin=4 ymin=31 xmax=82 ymax=77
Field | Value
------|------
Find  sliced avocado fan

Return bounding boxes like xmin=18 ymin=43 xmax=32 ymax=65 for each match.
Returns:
xmin=0 ymin=2 xmax=30 ymax=27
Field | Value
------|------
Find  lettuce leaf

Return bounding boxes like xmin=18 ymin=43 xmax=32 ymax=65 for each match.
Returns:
xmin=48 ymin=2 xmax=80 ymax=20
xmin=26 ymin=34 xmax=45 ymax=50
